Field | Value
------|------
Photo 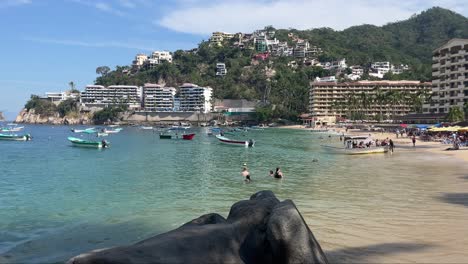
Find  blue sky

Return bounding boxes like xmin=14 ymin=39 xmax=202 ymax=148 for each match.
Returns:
xmin=0 ymin=0 xmax=467 ymax=119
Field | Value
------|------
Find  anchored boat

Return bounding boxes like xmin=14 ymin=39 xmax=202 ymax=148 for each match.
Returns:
xmin=0 ymin=133 xmax=31 ymax=141
xmin=68 ymin=137 xmax=109 ymax=148
xmin=215 ymin=135 xmax=255 ymax=147
xmin=182 ymin=133 xmax=196 ymax=140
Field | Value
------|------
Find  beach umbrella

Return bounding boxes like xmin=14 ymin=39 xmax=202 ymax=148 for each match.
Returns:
xmin=399 ymin=124 xmax=408 ymax=128
xmin=458 ymin=127 xmax=468 ymax=132
xmin=444 ymin=126 xmax=461 ymax=132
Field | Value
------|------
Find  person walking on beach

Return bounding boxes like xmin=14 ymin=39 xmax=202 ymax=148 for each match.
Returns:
xmin=389 ymin=139 xmax=394 ymax=153
xmin=412 ymin=135 xmax=416 ymax=147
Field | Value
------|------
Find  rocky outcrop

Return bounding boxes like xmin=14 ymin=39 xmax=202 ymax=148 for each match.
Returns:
xmin=67 ymin=190 xmax=328 ymax=264
xmin=15 ymin=109 xmax=91 ymax=125
xmin=0 ymin=111 xmax=4 ymax=121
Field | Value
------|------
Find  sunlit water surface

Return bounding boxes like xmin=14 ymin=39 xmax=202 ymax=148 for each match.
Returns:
xmin=1 ymin=126 xmax=467 ymax=263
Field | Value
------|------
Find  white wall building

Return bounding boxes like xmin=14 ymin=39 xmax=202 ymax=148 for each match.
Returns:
xmin=42 ymin=91 xmax=79 ymax=104
xmin=314 ymin=76 xmax=337 ymax=83
xmin=132 ymin=54 xmax=148 ymax=70
xmin=146 ymin=51 xmax=173 ymax=69
xmin=424 ymin=38 xmax=468 ymax=114
xmin=178 ymin=83 xmax=213 ymax=113
xmin=81 ymin=85 xmax=142 ymax=109
xmin=143 ymin=83 xmax=176 ymax=112
xmin=216 ymin=63 xmax=227 ymax=76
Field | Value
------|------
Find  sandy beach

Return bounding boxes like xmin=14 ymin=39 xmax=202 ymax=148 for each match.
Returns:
xmin=279 ymin=124 xmax=468 ymax=263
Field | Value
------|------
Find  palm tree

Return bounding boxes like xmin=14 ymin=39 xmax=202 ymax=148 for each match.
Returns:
xmin=372 ymin=87 xmax=386 ymax=121
xmin=446 ymin=107 xmax=465 ymax=122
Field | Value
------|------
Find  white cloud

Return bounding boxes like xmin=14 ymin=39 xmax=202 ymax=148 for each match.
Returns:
xmin=0 ymin=0 xmax=32 ymax=8
xmin=23 ymin=37 xmax=155 ymax=51
xmin=68 ymin=0 xmax=128 ymax=17
xmin=157 ymin=0 xmax=468 ymax=35
xmin=118 ymin=0 xmax=136 ymax=8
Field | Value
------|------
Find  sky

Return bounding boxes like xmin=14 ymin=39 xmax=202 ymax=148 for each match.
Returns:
xmin=0 ymin=0 xmax=467 ymax=119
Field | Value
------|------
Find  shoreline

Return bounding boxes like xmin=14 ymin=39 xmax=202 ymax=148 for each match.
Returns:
xmin=277 ymin=124 xmax=468 ymax=162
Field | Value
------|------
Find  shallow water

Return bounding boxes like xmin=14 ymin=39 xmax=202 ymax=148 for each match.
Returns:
xmin=1 ymin=126 xmax=467 ymax=263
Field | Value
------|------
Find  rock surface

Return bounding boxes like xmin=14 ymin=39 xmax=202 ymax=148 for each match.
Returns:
xmin=67 ymin=190 xmax=329 ymax=264
xmin=15 ymin=109 xmax=91 ymax=125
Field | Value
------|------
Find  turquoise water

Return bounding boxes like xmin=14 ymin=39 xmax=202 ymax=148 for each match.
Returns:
xmin=1 ymin=126 xmax=466 ymax=263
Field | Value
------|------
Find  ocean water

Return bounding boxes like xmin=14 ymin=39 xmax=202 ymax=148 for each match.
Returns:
xmin=0 ymin=125 xmax=467 ymax=263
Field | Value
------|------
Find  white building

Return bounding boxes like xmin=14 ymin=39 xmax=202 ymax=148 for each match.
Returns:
xmin=81 ymin=85 xmax=142 ymax=109
xmin=178 ymin=83 xmax=213 ymax=113
xmin=132 ymin=54 xmax=148 ymax=70
xmin=216 ymin=63 xmax=227 ymax=76
xmin=328 ymin=58 xmax=347 ymax=71
xmin=424 ymin=38 xmax=468 ymax=114
xmin=146 ymin=51 xmax=173 ymax=69
xmin=42 ymin=91 xmax=79 ymax=104
xmin=143 ymin=83 xmax=176 ymax=112
xmin=314 ymin=76 xmax=337 ymax=83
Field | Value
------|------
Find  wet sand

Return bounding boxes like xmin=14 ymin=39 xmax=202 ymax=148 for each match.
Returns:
xmin=278 ymin=125 xmax=468 ymax=263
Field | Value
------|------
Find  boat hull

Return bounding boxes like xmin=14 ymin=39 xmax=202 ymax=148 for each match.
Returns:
xmin=182 ymin=133 xmax=196 ymax=140
xmin=68 ymin=137 xmax=103 ymax=148
xmin=322 ymin=145 xmax=388 ymax=155
xmin=0 ymin=134 xmax=30 ymax=141
xmin=216 ymin=135 xmax=254 ymax=147
xmin=160 ymin=135 xmax=172 ymax=139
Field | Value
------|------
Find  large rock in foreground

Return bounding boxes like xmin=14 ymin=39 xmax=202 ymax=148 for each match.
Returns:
xmin=68 ymin=191 xmax=328 ymax=264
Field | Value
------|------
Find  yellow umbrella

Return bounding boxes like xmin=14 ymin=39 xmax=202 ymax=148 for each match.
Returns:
xmin=444 ymin=126 xmax=461 ymax=132
xmin=458 ymin=127 xmax=468 ymax=132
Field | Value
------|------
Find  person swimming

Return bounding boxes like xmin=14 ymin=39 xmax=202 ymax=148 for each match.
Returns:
xmin=274 ymin=167 xmax=283 ymax=179
xmin=269 ymin=170 xmax=274 ymax=177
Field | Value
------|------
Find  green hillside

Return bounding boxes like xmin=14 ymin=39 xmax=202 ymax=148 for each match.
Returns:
xmin=95 ymin=7 xmax=468 ymax=120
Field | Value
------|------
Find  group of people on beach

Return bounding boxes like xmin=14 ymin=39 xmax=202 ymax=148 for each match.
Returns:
xmin=241 ymin=165 xmax=283 ymax=183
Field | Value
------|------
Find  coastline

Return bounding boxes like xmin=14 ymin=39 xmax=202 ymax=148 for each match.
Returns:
xmin=277 ymin=124 xmax=468 ymax=162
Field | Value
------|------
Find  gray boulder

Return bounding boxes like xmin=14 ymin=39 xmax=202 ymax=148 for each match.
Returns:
xmin=68 ymin=190 xmax=328 ymax=264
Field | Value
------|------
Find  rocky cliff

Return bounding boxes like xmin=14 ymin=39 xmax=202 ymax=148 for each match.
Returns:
xmin=15 ymin=109 xmax=92 ymax=125
xmin=67 ymin=190 xmax=329 ymax=264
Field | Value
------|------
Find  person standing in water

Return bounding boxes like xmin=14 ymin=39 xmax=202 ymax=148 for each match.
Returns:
xmin=241 ymin=167 xmax=251 ymax=183
xmin=389 ymin=139 xmax=394 ymax=153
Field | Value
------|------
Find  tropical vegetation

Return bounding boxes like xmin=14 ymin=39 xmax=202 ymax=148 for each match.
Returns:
xmin=445 ymin=106 xmax=465 ymax=122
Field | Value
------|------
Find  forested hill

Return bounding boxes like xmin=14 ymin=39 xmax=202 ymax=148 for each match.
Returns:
xmin=278 ymin=7 xmax=468 ymax=66
xmin=95 ymin=7 xmax=468 ymax=120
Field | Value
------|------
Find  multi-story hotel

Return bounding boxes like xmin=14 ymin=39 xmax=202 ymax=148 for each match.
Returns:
xmin=142 ymin=84 xmax=176 ymax=112
xmin=309 ymin=81 xmax=432 ymax=124
xmin=178 ymin=83 xmax=213 ymax=113
xmin=424 ymin=38 xmax=468 ymax=114
xmin=81 ymin=85 xmax=142 ymax=109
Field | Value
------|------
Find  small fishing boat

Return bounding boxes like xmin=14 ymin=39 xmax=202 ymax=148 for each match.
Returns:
xmin=97 ymin=132 xmax=109 ymax=137
xmin=140 ymin=126 xmax=154 ymax=130
xmin=68 ymin=137 xmax=109 ymax=148
xmin=103 ymin=128 xmax=123 ymax=134
xmin=322 ymin=145 xmax=389 ymax=155
xmin=0 ymin=125 xmax=25 ymax=132
xmin=182 ymin=133 xmax=196 ymax=140
xmin=215 ymin=135 xmax=255 ymax=147
xmin=0 ymin=133 xmax=31 ymax=141
xmin=159 ymin=133 xmax=172 ymax=139
xmin=71 ymin=127 xmax=95 ymax=133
